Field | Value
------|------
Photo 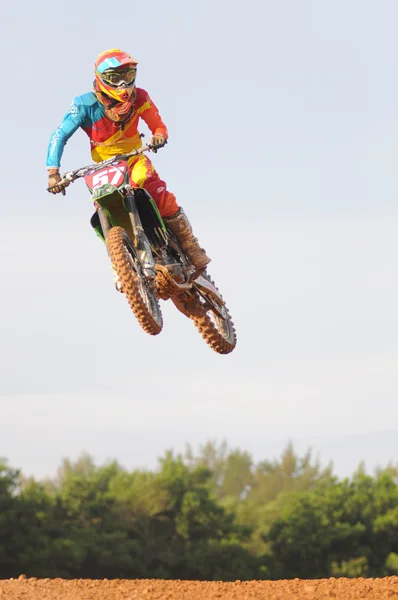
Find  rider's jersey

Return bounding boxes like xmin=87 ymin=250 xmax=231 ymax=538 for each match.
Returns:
xmin=46 ymin=88 xmax=168 ymax=168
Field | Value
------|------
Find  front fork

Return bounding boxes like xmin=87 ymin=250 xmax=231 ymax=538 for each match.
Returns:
xmin=124 ymin=187 xmax=157 ymax=280
xmin=94 ymin=189 xmax=156 ymax=282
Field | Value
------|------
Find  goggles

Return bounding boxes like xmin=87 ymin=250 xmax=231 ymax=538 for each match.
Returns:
xmin=101 ymin=68 xmax=137 ymax=87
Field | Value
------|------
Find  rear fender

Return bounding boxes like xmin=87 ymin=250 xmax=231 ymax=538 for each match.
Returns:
xmin=194 ymin=275 xmax=224 ymax=303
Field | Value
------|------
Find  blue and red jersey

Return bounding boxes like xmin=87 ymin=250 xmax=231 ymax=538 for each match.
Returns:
xmin=46 ymin=88 xmax=168 ymax=168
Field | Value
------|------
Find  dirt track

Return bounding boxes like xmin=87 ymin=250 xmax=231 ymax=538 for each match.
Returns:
xmin=1 ymin=576 xmax=398 ymax=599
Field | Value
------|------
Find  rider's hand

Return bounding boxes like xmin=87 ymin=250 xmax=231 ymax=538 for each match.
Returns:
xmin=48 ymin=170 xmax=69 ymax=196
xmin=150 ymin=133 xmax=167 ymax=153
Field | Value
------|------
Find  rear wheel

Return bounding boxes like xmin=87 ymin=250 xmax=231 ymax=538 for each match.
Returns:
xmin=107 ymin=226 xmax=163 ymax=335
xmin=173 ymin=274 xmax=237 ymax=354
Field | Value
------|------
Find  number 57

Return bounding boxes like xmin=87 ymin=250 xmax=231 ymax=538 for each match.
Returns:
xmin=92 ymin=166 xmax=126 ymax=189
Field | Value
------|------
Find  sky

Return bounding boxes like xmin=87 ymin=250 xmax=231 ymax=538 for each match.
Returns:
xmin=0 ymin=0 xmax=398 ymax=480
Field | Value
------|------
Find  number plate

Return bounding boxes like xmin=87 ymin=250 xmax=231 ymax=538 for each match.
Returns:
xmin=84 ymin=162 xmax=127 ymax=191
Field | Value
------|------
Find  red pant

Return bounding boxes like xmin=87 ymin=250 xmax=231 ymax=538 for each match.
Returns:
xmin=128 ymin=154 xmax=179 ymax=217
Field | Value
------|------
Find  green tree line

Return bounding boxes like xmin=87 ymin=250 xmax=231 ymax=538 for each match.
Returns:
xmin=1 ymin=442 xmax=398 ymax=580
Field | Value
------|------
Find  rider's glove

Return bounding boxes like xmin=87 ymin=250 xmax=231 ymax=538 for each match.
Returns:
xmin=150 ymin=133 xmax=167 ymax=153
xmin=48 ymin=169 xmax=69 ymax=196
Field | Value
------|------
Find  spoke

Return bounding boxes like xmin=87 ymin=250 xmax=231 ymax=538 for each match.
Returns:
xmin=196 ymin=293 xmax=232 ymax=341
xmin=123 ymin=242 xmax=159 ymax=322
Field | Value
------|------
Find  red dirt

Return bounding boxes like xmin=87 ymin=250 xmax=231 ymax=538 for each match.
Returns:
xmin=1 ymin=576 xmax=398 ymax=599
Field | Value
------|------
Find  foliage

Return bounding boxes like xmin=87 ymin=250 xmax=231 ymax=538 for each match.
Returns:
xmin=0 ymin=445 xmax=397 ymax=580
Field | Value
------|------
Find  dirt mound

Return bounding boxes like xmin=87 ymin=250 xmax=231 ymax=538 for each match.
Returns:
xmin=1 ymin=576 xmax=398 ymax=599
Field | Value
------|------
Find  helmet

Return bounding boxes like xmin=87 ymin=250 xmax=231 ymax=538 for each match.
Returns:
xmin=95 ymin=48 xmax=138 ymax=103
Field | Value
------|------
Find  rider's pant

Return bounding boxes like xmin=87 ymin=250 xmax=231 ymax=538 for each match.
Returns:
xmin=128 ymin=154 xmax=179 ymax=218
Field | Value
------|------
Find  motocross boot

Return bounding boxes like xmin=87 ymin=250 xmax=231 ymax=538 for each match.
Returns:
xmin=163 ymin=208 xmax=211 ymax=273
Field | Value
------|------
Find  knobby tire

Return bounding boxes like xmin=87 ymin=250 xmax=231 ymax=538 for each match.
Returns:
xmin=174 ymin=274 xmax=237 ymax=354
xmin=107 ymin=226 xmax=163 ymax=336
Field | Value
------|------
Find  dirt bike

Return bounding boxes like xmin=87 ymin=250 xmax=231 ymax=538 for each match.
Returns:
xmin=48 ymin=144 xmax=237 ymax=355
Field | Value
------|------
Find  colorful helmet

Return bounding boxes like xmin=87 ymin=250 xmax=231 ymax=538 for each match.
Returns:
xmin=95 ymin=49 xmax=138 ymax=103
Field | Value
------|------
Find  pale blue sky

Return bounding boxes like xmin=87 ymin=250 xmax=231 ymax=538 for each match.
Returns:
xmin=0 ymin=0 xmax=397 ymax=478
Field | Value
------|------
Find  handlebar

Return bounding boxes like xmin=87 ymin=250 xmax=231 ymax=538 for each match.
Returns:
xmin=47 ymin=142 xmax=163 ymax=192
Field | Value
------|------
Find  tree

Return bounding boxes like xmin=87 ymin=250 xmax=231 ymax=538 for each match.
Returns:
xmin=0 ymin=460 xmax=22 ymax=577
xmin=265 ymin=472 xmax=398 ymax=579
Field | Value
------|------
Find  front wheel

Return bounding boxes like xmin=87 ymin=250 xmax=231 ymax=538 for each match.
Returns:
xmin=173 ymin=274 xmax=237 ymax=354
xmin=107 ymin=226 xmax=163 ymax=335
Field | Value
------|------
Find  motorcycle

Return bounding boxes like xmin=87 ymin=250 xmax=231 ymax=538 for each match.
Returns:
xmin=48 ymin=144 xmax=237 ymax=355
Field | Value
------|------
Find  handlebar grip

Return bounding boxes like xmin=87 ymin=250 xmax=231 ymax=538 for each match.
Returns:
xmin=47 ymin=177 xmax=70 ymax=192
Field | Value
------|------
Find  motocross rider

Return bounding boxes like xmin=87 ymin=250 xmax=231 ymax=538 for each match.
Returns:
xmin=46 ymin=48 xmax=210 ymax=285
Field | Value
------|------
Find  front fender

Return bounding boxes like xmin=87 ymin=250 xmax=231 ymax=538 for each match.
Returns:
xmin=91 ymin=184 xmax=124 ymax=205
xmin=91 ymin=185 xmax=133 ymax=235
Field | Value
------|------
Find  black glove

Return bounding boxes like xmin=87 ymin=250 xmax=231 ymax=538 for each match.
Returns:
xmin=150 ymin=134 xmax=167 ymax=153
